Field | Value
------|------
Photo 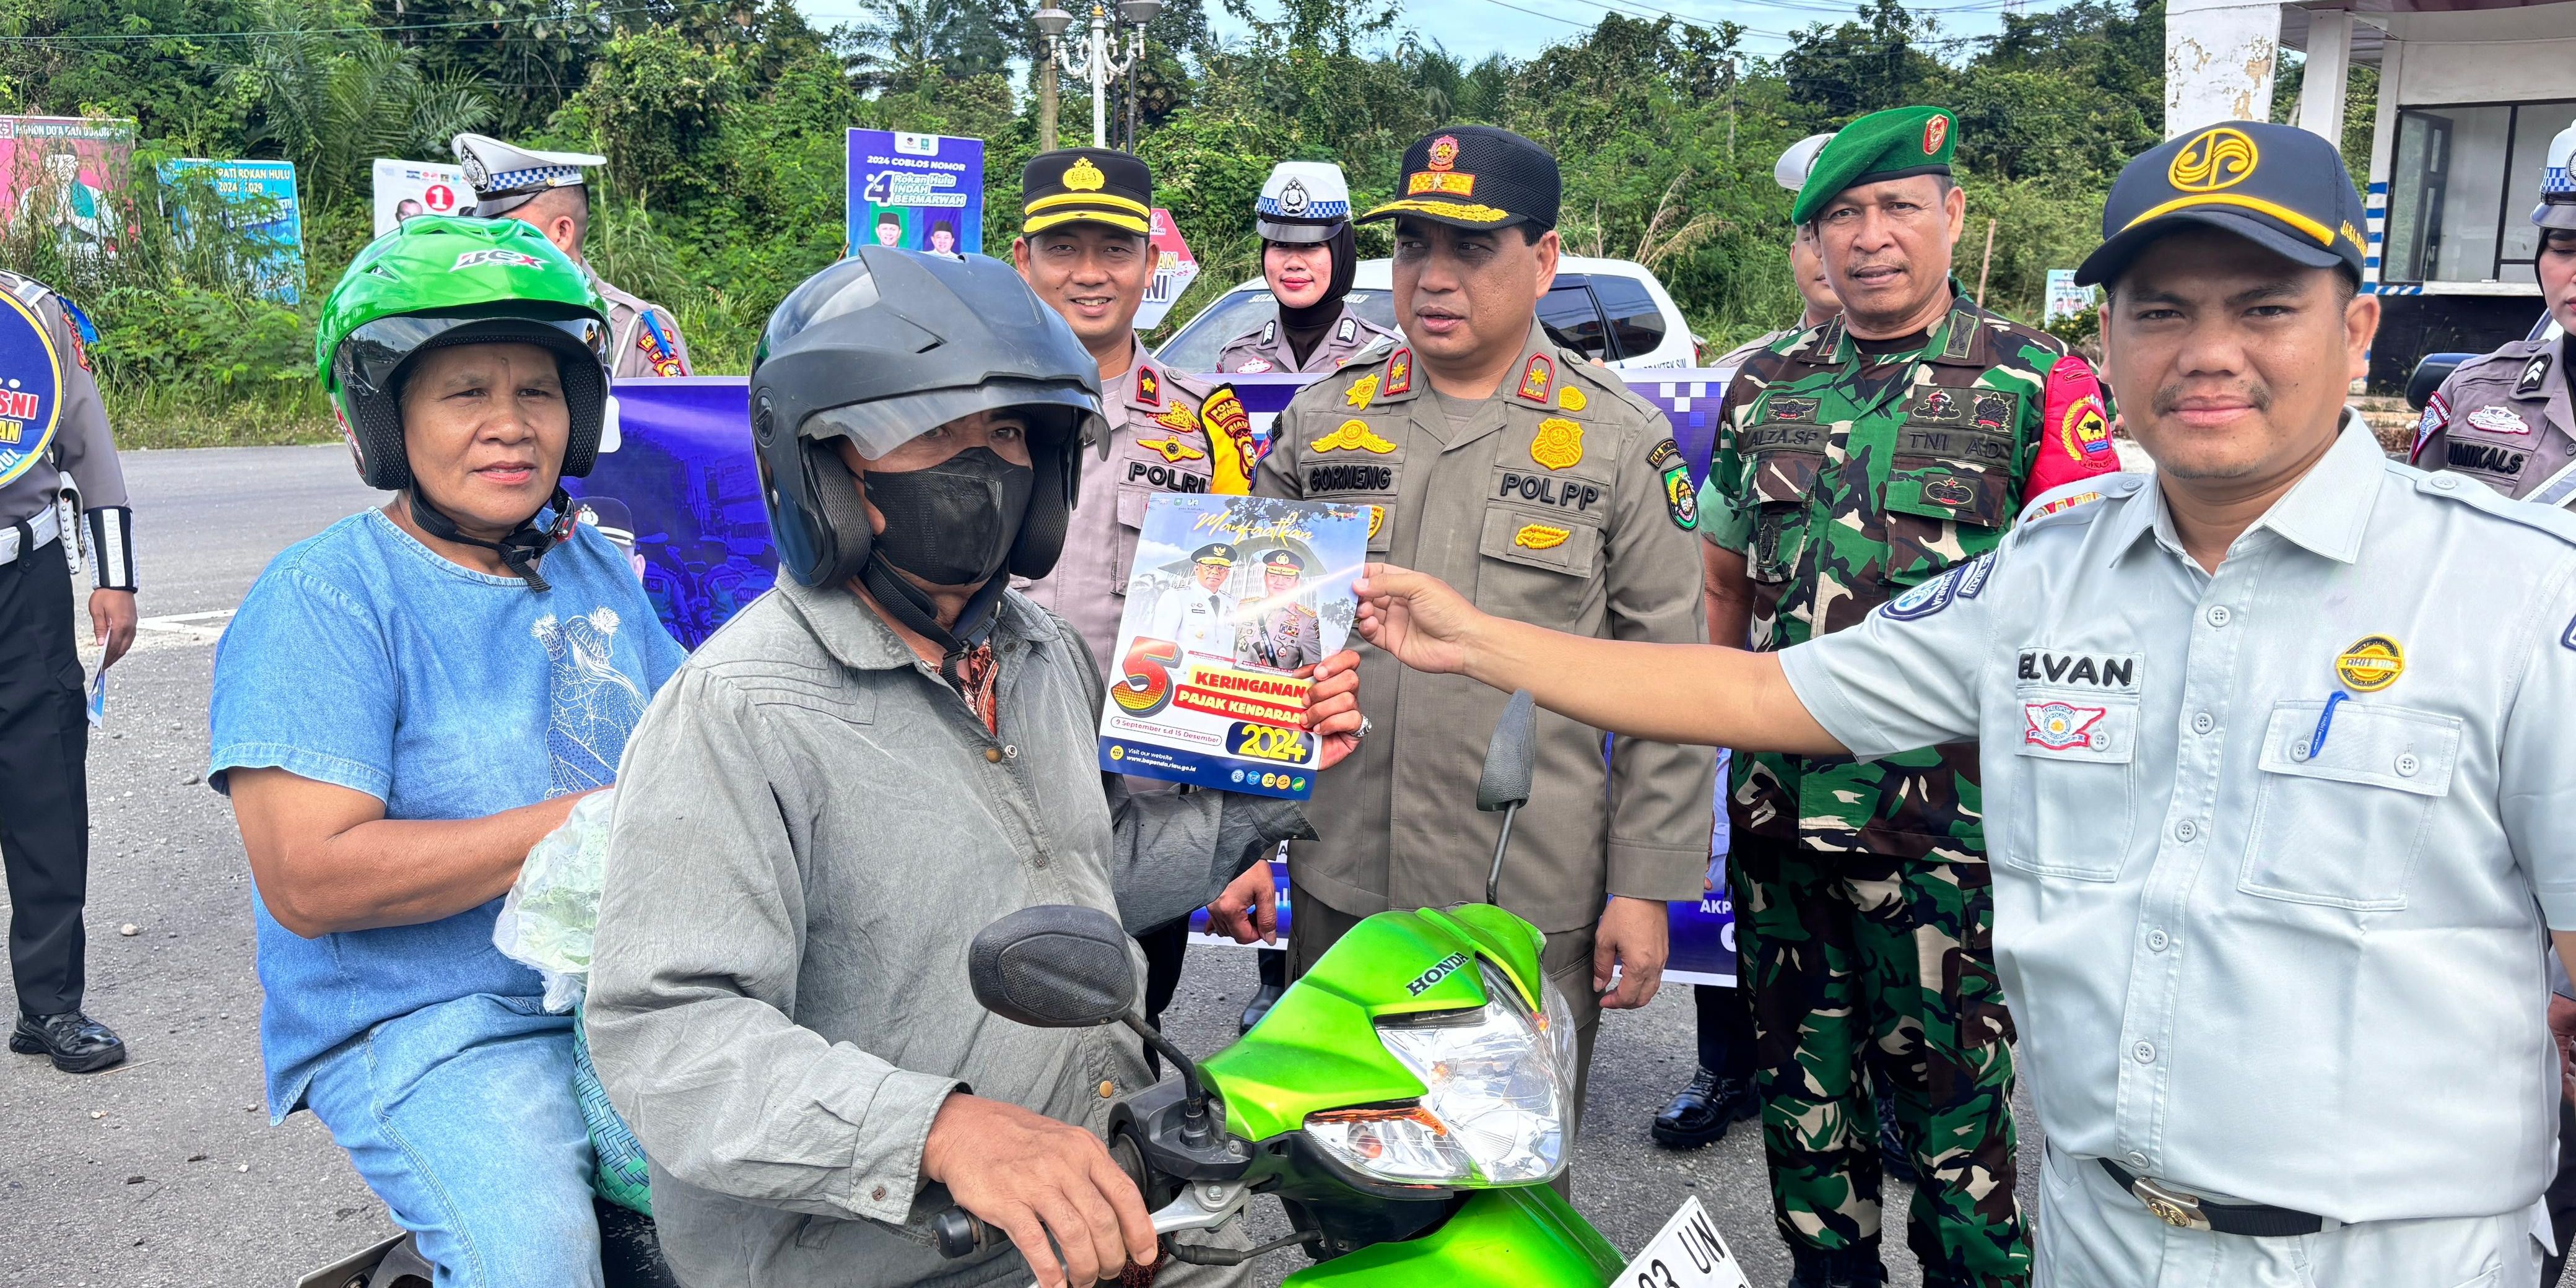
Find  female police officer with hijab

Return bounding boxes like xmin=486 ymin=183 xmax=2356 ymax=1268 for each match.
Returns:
xmin=583 ymin=246 xmax=1364 ymax=1288
xmin=1213 ymin=162 xmax=1402 ymax=375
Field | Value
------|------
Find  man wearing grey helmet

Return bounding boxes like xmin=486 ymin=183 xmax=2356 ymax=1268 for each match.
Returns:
xmin=452 ymin=133 xmax=694 ymax=379
xmin=586 ymin=248 xmax=1364 ymax=1288
xmin=1214 ymin=161 xmax=1402 ymax=375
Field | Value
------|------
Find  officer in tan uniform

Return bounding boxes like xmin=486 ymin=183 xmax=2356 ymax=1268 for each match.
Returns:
xmin=451 ymin=133 xmax=692 ymax=380
xmin=1009 ymin=147 xmax=1220 ymax=1042
xmin=1231 ymin=127 xmax=1715 ymax=1134
xmin=1241 ymin=547 xmax=1325 ymax=670
xmin=2412 ymin=115 xmax=2576 ymax=511
xmin=1213 ymin=162 xmax=1402 ymax=375
xmin=0 ymin=271 xmax=136 ymax=1075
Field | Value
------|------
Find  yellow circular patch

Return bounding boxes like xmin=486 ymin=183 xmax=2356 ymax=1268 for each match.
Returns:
xmin=1108 ymin=744 xmax=1126 ymax=759
xmin=1557 ymin=385 xmax=1587 ymax=412
xmin=2334 ymin=635 xmax=2404 ymax=692
xmin=1531 ymin=417 xmax=1585 ymax=471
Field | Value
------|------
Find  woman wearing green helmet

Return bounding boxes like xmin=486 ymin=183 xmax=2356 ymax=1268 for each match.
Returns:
xmin=204 ymin=216 xmax=685 ymax=1286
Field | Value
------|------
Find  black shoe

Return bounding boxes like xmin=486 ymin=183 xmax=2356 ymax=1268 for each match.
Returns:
xmin=1238 ymin=982 xmax=1286 ymax=1035
xmin=11 ymin=1010 xmax=127 ymax=1073
xmin=1878 ymin=1108 xmax=1918 ymax=1186
xmin=1651 ymin=1066 xmax=1759 ymax=1149
xmin=1786 ymin=1245 xmax=1886 ymax=1288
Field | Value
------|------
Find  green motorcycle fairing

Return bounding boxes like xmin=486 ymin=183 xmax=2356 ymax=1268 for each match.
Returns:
xmin=1278 ymin=1185 xmax=1624 ymax=1286
xmin=1200 ymin=903 xmax=1552 ymax=1146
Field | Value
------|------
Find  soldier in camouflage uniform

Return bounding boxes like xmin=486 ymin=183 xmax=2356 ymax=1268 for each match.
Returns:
xmin=1701 ymin=107 xmax=2122 ymax=1288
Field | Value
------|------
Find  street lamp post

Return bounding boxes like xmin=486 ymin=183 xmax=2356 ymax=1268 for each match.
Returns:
xmin=1034 ymin=1 xmax=1162 ymax=150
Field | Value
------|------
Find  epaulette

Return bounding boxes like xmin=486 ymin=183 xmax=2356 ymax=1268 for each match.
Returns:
xmin=2414 ymin=469 xmax=2576 ymax=547
xmin=2016 ymin=471 xmax=2143 ymax=529
xmin=1347 ymin=331 xmax=1398 ymax=366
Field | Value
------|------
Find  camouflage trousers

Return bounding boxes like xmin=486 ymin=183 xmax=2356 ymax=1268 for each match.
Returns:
xmin=1730 ymin=834 xmax=2029 ymax=1287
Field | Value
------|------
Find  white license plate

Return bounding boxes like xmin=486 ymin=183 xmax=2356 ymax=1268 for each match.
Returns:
xmin=1608 ymin=1196 xmax=1749 ymax=1288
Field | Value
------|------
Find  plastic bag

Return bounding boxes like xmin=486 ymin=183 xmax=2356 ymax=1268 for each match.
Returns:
xmin=493 ymin=789 xmax=617 ymax=1013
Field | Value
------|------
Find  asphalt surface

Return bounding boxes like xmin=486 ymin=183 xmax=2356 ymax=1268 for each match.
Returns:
xmin=0 ymin=444 xmax=2040 ymax=1287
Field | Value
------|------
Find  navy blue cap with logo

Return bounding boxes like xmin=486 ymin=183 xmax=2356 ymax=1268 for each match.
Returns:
xmin=2076 ymin=121 xmax=2371 ymax=287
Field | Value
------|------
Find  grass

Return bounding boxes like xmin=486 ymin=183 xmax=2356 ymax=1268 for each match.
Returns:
xmin=106 ymin=389 xmax=338 ymax=451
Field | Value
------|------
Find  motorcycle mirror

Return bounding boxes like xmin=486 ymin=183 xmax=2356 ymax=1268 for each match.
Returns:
xmin=1476 ymin=690 xmax=1537 ymax=813
xmin=2406 ymin=352 xmax=2473 ymax=412
xmin=967 ymin=905 xmax=1138 ymax=1029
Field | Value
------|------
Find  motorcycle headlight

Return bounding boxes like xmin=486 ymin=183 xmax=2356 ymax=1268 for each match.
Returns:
xmin=1302 ymin=962 xmax=1572 ymax=1185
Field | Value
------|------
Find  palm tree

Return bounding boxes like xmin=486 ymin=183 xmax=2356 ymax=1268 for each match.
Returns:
xmin=228 ymin=0 xmax=498 ymax=206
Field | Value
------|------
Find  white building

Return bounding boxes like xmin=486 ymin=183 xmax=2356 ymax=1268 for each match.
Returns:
xmin=2169 ymin=0 xmax=2576 ymax=388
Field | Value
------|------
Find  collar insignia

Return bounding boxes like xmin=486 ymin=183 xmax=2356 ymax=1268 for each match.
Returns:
xmin=1517 ymin=354 xmax=1553 ymax=404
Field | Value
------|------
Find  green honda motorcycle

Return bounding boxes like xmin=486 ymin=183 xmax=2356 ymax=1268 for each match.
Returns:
xmin=938 ymin=691 xmax=1650 ymax=1286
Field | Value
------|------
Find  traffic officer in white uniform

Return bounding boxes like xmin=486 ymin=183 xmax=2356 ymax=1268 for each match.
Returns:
xmin=2411 ymin=115 xmax=2576 ymax=510
xmin=1212 ymin=162 xmax=1401 ymax=375
xmin=0 ymin=271 xmax=136 ymax=1074
xmin=451 ymin=133 xmax=692 ymax=379
xmin=1349 ymin=121 xmax=2576 ymax=1287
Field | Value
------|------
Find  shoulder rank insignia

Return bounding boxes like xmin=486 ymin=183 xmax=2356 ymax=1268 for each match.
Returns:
xmin=2520 ymin=352 xmax=2552 ymax=398
xmin=1336 ymin=316 xmax=1357 ymax=343
xmin=1557 ymin=384 xmax=1586 ymax=412
xmin=1385 ymin=349 xmax=1412 ymax=395
xmin=1531 ymin=417 xmax=1584 ymax=470
xmin=1513 ymin=522 xmax=1570 ymax=550
xmin=1260 ymin=320 xmax=1277 ymax=346
xmin=1517 ymin=354 xmax=1553 ymax=404
xmin=1155 ymin=401 xmax=1201 ymax=433
xmin=1134 ymin=363 xmax=1161 ymax=407
xmin=1345 ymin=373 xmax=1379 ymax=407
xmin=1315 ymin=420 xmax=1398 ymax=454
xmin=637 ymin=313 xmax=688 ymax=377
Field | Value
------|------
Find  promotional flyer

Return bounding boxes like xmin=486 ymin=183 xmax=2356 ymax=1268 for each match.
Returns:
xmin=845 ymin=129 xmax=983 ymax=256
xmin=1097 ymin=494 xmax=1365 ymax=799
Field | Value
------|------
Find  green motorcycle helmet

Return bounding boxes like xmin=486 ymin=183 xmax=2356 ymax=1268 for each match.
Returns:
xmin=317 ymin=215 xmax=613 ymax=492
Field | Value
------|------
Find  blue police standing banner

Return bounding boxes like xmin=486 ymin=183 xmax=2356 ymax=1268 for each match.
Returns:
xmin=591 ymin=363 xmax=1741 ymax=981
xmin=157 ymin=159 xmax=305 ymax=303
xmin=0 ymin=286 xmax=64 ymax=489
xmin=845 ymin=130 xmax=983 ymax=257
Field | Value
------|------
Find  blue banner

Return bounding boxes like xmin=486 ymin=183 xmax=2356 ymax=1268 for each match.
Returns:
xmin=592 ymin=366 xmax=1741 ymax=985
xmin=846 ymin=130 xmax=984 ymax=257
xmin=158 ymin=158 xmax=303 ymax=303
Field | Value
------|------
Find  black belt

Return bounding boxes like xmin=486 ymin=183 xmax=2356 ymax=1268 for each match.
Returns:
xmin=2098 ymin=1160 xmax=2325 ymax=1237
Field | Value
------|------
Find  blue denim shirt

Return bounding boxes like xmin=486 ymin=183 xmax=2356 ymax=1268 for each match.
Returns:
xmin=209 ymin=508 xmax=685 ymax=1117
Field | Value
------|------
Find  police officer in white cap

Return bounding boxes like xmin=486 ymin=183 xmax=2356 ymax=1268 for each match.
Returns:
xmin=1212 ymin=162 xmax=1401 ymax=374
xmin=451 ymin=133 xmax=693 ymax=380
xmin=2411 ymin=114 xmax=2576 ymax=511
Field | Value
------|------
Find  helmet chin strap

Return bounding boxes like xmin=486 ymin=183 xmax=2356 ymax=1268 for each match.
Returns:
xmin=406 ymin=485 xmax=576 ymax=593
xmin=858 ymin=552 xmax=1010 ymax=695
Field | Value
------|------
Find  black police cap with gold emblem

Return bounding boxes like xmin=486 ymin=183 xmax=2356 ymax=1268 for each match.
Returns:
xmin=1022 ymin=148 xmax=1153 ymax=237
xmin=1360 ymin=126 xmax=1560 ymax=232
xmin=2076 ymin=121 xmax=2370 ymax=287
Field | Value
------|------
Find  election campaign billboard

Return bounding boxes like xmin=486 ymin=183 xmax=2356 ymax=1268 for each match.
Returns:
xmin=1133 ymin=207 xmax=1200 ymax=330
xmin=159 ymin=159 xmax=305 ymax=303
xmin=372 ymin=159 xmax=471 ymax=234
xmin=0 ymin=116 xmax=136 ymax=258
xmin=846 ymin=129 xmax=983 ymax=256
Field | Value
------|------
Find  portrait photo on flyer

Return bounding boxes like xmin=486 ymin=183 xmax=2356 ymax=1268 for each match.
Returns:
xmin=1097 ymin=493 xmax=1367 ymax=799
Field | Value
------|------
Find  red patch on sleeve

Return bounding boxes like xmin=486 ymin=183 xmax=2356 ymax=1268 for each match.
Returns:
xmin=2026 ymin=354 xmax=2120 ymax=504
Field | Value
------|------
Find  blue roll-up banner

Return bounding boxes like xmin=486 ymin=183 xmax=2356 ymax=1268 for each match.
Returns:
xmin=583 ymin=366 xmax=1743 ymax=986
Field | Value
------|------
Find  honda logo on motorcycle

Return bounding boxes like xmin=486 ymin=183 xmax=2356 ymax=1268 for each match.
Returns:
xmin=1406 ymin=952 xmax=1469 ymax=997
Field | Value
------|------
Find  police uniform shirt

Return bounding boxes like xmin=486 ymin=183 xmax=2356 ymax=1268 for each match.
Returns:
xmin=0 ymin=271 xmax=132 ymax=589
xmin=1212 ymin=306 xmax=1401 ymax=375
xmin=2415 ymin=336 xmax=2575 ymax=508
xmin=1014 ymin=342 xmax=1218 ymax=674
xmin=589 ymin=267 xmax=692 ymax=380
xmin=1775 ymin=413 xmax=2576 ymax=1221
xmin=1255 ymin=319 xmax=1715 ymax=933
xmin=1245 ymin=601 xmax=1324 ymax=670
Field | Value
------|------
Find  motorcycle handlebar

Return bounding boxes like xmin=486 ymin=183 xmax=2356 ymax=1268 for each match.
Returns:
xmin=931 ymin=1206 xmax=996 ymax=1260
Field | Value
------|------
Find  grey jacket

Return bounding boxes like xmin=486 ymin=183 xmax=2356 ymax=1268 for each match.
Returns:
xmin=585 ymin=576 xmax=1307 ymax=1287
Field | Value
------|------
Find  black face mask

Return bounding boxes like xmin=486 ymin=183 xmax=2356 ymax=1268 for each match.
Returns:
xmin=861 ymin=447 xmax=1033 ymax=588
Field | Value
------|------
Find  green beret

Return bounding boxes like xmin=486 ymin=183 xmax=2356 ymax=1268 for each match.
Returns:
xmin=1791 ymin=106 xmax=1957 ymax=226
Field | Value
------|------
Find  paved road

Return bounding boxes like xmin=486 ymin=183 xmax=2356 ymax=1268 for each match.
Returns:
xmin=0 ymin=445 xmax=2037 ymax=1287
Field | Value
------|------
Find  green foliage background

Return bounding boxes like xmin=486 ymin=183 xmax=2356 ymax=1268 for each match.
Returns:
xmin=0 ymin=0 xmax=2207 ymax=443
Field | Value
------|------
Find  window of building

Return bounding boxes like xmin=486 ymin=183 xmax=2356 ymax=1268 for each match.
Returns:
xmin=2383 ymin=98 xmax=2576 ymax=285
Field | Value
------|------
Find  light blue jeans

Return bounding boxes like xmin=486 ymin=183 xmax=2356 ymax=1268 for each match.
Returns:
xmin=302 ymin=993 xmax=604 ymax=1288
